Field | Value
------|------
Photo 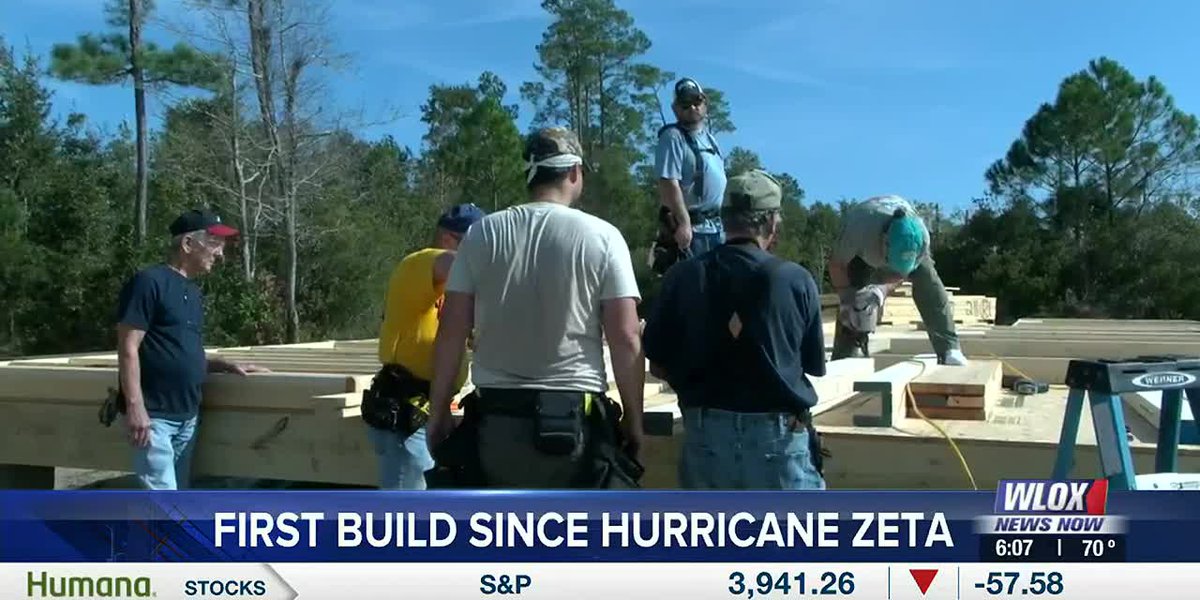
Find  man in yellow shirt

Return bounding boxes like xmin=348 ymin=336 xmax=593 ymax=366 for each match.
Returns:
xmin=364 ymin=203 xmax=486 ymax=489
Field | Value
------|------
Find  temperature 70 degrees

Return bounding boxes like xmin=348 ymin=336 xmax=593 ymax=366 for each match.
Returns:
xmin=1081 ymin=538 xmax=1117 ymax=557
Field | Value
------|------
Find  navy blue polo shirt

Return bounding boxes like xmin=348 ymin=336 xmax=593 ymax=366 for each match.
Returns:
xmin=115 ymin=264 xmax=207 ymax=419
xmin=643 ymin=242 xmax=827 ymax=414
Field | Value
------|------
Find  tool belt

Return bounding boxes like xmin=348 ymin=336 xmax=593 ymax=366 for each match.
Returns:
xmin=360 ymin=364 xmax=431 ymax=437
xmin=473 ymin=387 xmax=644 ymax=488
xmin=651 ymin=206 xmax=719 ymax=275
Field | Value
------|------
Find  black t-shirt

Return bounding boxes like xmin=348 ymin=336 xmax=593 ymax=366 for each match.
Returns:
xmin=643 ymin=242 xmax=827 ymax=414
xmin=115 ymin=264 xmax=207 ymax=419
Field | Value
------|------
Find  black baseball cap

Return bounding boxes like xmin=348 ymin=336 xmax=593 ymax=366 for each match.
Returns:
xmin=169 ymin=209 xmax=239 ymax=237
xmin=674 ymin=77 xmax=706 ymax=102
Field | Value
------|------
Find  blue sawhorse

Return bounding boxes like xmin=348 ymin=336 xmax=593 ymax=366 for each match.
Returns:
xmin=1052 ymin=356 xmax=1200 ymax=490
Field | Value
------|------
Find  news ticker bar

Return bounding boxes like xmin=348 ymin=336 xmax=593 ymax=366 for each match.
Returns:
xmin=2 ymin=562 xmax=1198 ymax=600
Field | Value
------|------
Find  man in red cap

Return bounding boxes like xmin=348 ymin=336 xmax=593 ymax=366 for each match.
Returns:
xmin=114 ymin=209 xmax=267 ymax=489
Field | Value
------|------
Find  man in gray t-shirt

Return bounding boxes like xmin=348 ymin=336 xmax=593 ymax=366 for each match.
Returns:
xmin=426 ymin=127 xmax=646 ymax=489
xmin=828 ymin=195 xmax=966 ymax=365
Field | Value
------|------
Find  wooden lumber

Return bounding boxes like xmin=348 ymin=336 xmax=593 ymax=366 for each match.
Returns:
xmin=885 ymin=336 xmax=1200 ymax=360
xmin=907 ymin=405 xmax=986 ymax=420
xmin=817 ymin=425 xmax=1200 ymax=490
xmin=1012 ymin=318 xmax=1200 ymax=330
xmin=872 ymin=353 xmax=1071 ymax=385
xmin=911 ymin=394 xmax=986 ymax=408
xmin=904 ymin=361 xmax=1001 ymax=421
xmin=850 ymin=357 xmax=936 ymax=427
xmin=0 ymin=399 xmax=376 ymax=485
xmin=811 ymin=358 xmax=877 ymax=416
xmin=0 ymin=366 xmax=366 ymax=410
xmin=65 ymin=356 xmax=381 ymax=374
xmin=1123 ymin=390 xmax=1200 ymax=446
xmin=908 ymin=361 xmax=1003 ymax=397
xmin=981 ymin=328 xmax=1200 ymax=340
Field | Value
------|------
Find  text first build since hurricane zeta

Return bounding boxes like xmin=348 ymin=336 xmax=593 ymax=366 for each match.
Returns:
xmin=212 ymin=511 xmax=955 ymax=549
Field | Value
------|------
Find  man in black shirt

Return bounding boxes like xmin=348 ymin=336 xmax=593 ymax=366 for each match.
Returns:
xmin=115 ymin=209 xmax=266 ymax=489
xmin=643 ymin=169 xmax=827 ymax=490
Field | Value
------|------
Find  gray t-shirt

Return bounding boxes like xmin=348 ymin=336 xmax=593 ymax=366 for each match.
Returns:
xmin=446 ymin=202 xmax=641 ymax=392
xmin=654 ymin=125 xmax=726 ymax=234
xmin=832 ymin=195 xmax=931 ymax=269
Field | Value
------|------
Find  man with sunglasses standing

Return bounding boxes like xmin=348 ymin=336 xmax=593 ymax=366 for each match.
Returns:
xmin=651 ymin=77 xmax=727 ymax=273
xmin=365 ymin=203 xmax=486 ymax=490
xmin=828 ymin=195 xmax=968 ymax=366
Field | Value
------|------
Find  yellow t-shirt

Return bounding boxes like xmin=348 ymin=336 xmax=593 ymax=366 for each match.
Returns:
xmin=377 ymin=248 xmax=467 ymax=389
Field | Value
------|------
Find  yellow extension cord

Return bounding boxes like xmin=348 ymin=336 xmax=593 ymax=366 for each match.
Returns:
xmin=898 ymin=352 xmax=1036 ymax=492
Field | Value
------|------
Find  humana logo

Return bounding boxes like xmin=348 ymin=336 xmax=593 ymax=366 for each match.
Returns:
xmin=26 ymin=571 xmax=153 ymax=598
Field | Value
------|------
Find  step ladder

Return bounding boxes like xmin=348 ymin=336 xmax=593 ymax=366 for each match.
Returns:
xmin=1051 ymin=356 xmax=1200 ymax=490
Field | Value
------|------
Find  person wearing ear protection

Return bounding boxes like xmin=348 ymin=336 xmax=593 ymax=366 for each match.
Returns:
xmin=828 ymin=195 xmax=967 ymax=365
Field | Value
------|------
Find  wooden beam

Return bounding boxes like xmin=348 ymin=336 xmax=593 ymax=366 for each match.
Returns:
xmin=885 ymin=336 xmax=1200 ymax=360
xmin=818 ymin=425 xmax=1200 ymax=490
xmin=851 ymin=357 xmax=936 ymax=427
xmin=908 ymin=361 xmax=1003 ymax=397
xmin=0 ymin=400 xmax=376 ymax=486
xmin=872 ymin=353 xmax=1071 ymax=385
xmin=65 ymin=357 xmax=380 ymax=374
xmin=1013 ymin=318 xmax=1200 ymax=330
xmin=1123 ymin=390 xmax=1200 ymax=446
xmin=0 ymin=366 xmax=367 ymax=410
xmin=811 ymin=358 xmax=877 ymax=416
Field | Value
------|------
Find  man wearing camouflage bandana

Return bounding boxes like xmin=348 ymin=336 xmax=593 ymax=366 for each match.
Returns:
xmin=427 ymin=127 xmax=646 ymax=488
xmin=643 ymin=170 xmax=828 ymax=490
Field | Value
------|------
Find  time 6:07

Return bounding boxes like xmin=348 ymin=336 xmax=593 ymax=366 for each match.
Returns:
xmin=982 ymin=572 xmax=1064 ymax=595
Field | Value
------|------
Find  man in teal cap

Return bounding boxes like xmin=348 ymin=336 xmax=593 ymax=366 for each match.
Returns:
xmin=828 ymin=195 xmax=967 ymax=365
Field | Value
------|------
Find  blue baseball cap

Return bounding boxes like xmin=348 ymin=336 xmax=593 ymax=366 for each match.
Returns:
xmin=886 ymin=211 xmax=926 ymax=275
xmin=437 ymin=203 xmax=486 ymax=235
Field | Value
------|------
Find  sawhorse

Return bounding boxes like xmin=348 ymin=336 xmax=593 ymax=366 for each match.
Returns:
xmin=1052 ymin=356 xmax=1200 ymax=490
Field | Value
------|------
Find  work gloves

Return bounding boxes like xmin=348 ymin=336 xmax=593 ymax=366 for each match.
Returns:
xmin=837 ymin=285 xmax=887 ymax=334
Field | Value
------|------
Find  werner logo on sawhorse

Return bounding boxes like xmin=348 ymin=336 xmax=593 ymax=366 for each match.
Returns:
xmin=1053 ymin=356 xmax=1200 ymax=490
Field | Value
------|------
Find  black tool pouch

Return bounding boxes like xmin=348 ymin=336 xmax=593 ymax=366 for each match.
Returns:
xmin=582 ymin=395 xmax=644 ymax=489
xmin=429 ymin=392 xmax=487 ymax=489
xmin=532 ymin=392 xmax=586 ymax=457
xmin=650 ymin=207 xmax=691 ymax=275
xmin=360 ymin=366 xmax=426 ymax=436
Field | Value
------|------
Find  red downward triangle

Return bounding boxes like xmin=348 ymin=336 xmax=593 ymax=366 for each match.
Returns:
xmin=909 ymin=569 xmax=939 ymax=595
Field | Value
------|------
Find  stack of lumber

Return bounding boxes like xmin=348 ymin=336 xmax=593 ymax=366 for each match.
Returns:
xmin=879 ymin=283 xmax=996 ymax=326
xmin=905 ymin=360 xmax=1003 ymax=421
xmin=818 ymin=284 xmax=997 ymax=327
xmin=873 ymin=318 xmax=1200 ymax=386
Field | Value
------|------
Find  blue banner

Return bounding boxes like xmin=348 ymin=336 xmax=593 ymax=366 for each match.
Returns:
xmin=0 ymin=490 xmax=1196 ymax=563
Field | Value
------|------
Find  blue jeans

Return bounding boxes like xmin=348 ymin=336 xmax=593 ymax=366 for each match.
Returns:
xmin=368 ymin=426 xmax=436 ymax=490
xmin=679 ymin=407 xmax=826 ymax=490
xmin=132 ymin=416 xmax=199 ymax=490
xmin=688 ymin=230 xmax=724 ymax=258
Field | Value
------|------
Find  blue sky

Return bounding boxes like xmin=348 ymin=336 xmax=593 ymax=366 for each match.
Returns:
xmin=4 ymin=0 xmax=1200 ymax=212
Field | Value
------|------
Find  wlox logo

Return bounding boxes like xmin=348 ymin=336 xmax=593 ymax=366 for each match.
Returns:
xmin=994 ymin=479 xmax=1108 ymax=515
xmin=980 ymin=479 xmax=1124 ymax=535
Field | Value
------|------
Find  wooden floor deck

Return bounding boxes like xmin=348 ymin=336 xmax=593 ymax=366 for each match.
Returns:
xmin=4 ymin=316 xmax=1200 ymax=490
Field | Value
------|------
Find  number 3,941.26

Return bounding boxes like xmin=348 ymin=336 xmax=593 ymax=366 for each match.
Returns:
xmin=728 ymin=571 xmax=856 ymax=597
